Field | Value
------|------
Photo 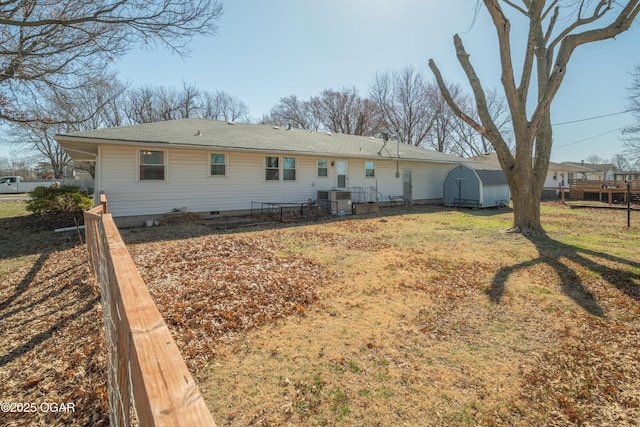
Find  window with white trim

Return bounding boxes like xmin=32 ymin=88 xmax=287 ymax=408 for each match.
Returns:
xmin=283 ymin=157 xmax=296 ymax=181
xmin=317 ymin=159 xmax=328 ymax=177
xmin=265 ymin=156 xmax=297 ymax=181
xmin=139 ymin=149 xmax=166 ymax=181
xmin=210 ymin=153 xmax=226 ymax=176
xmin=265 ymin=156 xmax=279 ymax=180
xmin=365 ymin=160 xmax=375 ymax=177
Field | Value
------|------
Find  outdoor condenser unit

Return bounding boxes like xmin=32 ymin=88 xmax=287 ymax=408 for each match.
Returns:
xmin=317 ymin=190 xmax=352 ymax=214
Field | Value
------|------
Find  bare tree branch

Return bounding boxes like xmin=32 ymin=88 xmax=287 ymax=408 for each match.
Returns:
xmin=430 ymin=0 xmax=640 ymax=235
xmin=0 ymin=0 xmax=223 ymax=124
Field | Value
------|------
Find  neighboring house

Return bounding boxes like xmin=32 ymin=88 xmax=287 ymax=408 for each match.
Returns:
xmin=545 ymin=162 xmax=594 ymax=188
xmin=468 ymin=152 xmax=609 ymax=188
xmin=561 ymin=162 xmax=615 ymax=182
xmin=614 ymin=171 xmax=640 ymax=181
xmin=442 ymin=163 xmax=510 ymax=208
xmin=56 ymin=118 xmax=474 ymax=226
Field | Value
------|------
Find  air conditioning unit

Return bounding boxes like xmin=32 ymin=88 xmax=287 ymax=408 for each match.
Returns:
xmin=317 ymin=190 xmax=352 ymax=214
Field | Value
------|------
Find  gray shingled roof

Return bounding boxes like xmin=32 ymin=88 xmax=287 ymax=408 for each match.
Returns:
xmin=563 ymin=162 xmax=614 ymax=174
xmin=475 ymin=169 xmax=508 ymax=185
xmin=56 ymin=118 xmax=470 ymax=164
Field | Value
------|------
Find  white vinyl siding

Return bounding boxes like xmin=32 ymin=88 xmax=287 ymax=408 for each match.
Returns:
xmin=96 ymin=145 xmax=454 ymax=218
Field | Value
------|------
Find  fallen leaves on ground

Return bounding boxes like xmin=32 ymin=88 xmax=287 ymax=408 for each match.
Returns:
xmin=131 ymin=234 xmax=331 ymax=372
xmin=0 ymin=245 xmax=108 ymax=427
xmin=2 ymin=204 xmax=640 ymax=426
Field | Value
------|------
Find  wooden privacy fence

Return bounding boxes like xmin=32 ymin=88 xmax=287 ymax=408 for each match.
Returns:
xmin=84 ymin=194 xmax=216 ymax=426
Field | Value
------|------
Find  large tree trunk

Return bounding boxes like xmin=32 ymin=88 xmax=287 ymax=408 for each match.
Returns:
xmin=429 ymin=1 xmax=640 ymax=237
xmin=499 ymin=134 xmax=546 ymax=236
xmin=508 ymin=171 xmax=543 ymax=235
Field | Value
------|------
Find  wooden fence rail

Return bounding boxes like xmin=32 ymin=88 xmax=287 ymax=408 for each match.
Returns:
xmin=84 ymin=194 xmax=216 ymax=427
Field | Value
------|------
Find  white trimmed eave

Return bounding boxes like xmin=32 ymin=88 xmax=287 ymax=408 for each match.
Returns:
xmin=56 ymin=138 xmax=99 ymax=162
xmin=54 ymin=134 xmax=463 ymax=166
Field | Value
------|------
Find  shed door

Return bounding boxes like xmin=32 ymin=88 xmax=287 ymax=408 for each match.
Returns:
xmin=336 ymin=160 xmax=348 ymax=188
xmin=403 ymin=169 xmax=412 ymax=202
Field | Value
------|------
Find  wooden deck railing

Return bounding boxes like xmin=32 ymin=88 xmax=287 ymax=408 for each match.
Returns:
xmin=568 ymin=179 xmax=640 ymax=205
xmin=84 ymin=194 xmax=215 ymax=426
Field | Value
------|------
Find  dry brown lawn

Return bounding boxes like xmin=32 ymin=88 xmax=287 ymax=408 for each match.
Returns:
xmin=1 ymin=200 xmax=639 ymax=426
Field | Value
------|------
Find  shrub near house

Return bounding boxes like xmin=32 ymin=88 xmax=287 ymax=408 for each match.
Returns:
xmin=26 ymin=186 xmax=93 ymax=215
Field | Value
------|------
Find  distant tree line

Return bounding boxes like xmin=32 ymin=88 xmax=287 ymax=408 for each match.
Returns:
xmin=4 ymin=63 xmax=640 ymax=179
xmin=7 ymin=78 xmax=250 ymax=178
xmin=623 ymin=64 xmax=640 ymax=167
xmin=261 ymin=66 xmax=512 ymax=158
xmin=5 ymin=61 xmax=640 ymax=180
xmin=6 ymin=65 xmax=514 ymax=178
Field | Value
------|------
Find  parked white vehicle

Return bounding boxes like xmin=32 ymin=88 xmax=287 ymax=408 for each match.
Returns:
xmin=0 ymin=176 xmax=59 ymax=194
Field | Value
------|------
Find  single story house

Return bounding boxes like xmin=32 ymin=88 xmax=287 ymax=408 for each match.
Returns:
xmin=56 ymin=118 xmax=474 ymax=227
xmin=442 ymin=163 xmax=510 ymax=208
xmin=468 ymin=152 xmax=613 ymax=199
xmin=469 ymin=152 xmax=601 ymax=185
xmin=544 ymin=161 xmax=594 ymax=188
xmin=562 ymin=161 xmax=615 ymax=182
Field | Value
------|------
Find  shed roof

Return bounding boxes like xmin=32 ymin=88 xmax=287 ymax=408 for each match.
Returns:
xmin=475 ymin=169 xmax=508 ymax=185
xmin=444 ymin=162 xmax=507 ymax=185
xmin=56 ymin=118 xmax=470 ymax=164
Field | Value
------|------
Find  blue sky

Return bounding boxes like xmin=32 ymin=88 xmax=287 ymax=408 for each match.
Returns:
xmin=2 ymin=0 xmax=638 ymax=163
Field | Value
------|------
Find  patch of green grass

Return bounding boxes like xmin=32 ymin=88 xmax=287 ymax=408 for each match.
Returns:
xmin=0 ymin=200 xmax=28 ymax=218
xmin=0 ymin=255 xmax=35 ymax=276
xmin=0 ymin=201 xmax=35 ymax=273
xmin=377 ymin=386 xmax=393 ymax=399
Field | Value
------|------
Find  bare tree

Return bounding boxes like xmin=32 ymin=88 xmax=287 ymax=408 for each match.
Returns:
xmin=427 ymin=83 xmax=465 ymax=153
xmin=623 ymin=65 xmax=640 ymax=165
xmin=0 ymin=0 xmax=223 ymax=124
xmin=370 ymin=67 xmax=438 ymax=147
xmin=200 ymin=90 xmax=250 ymax=122
xmin=10 ymin=75 xmax=127 ymax=178
xmin=125 ymin=84 xmax=195 ymax=123
xmin=125 ymin=85 xmax=250 ymax=124
xmin=125 ymin=86 xmax=159 ymax=124
xmin=179 ymin=82 xmax=202 ymax=119
xmin=429 ymin=1 xmax=640 ymax=235
xmin=584 ymin=155 xmax=607 ymax=164
xmin=611 ymin=153 xmax=632 ymax=172
xmin=53 ymin=74 xmax=128 ymax=130
xmin=0 ymin=156 xmax=8 ymax=174
xmin=5 ymin=150 xmax=37 ymax=178
xmin=264 ymin=95 xmax=321 ymax=130
xmin=309 ymin=87 xmax=380 ymax=136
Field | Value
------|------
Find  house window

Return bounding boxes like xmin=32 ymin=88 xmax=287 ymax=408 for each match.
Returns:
xmin=365 ymin=161 xmax=375 ymax=177
xmin=266 ymin=156 xmax=279 ymax=181
xmin=210 ymin=153 xmax=226 ymax=176
xmin=553 ymin=172 xmax=557 ymax=180
xmin=317 ymin=159 xmax=328 ymax=177
xmin=139 ymin=150 xmax=165 ymax=181
xmin=283 ymin=157 xmax=296 ymax=181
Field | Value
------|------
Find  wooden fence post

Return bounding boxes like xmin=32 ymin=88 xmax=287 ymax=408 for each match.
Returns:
xmin=84 ymin=195 xmax=216 ymax=427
